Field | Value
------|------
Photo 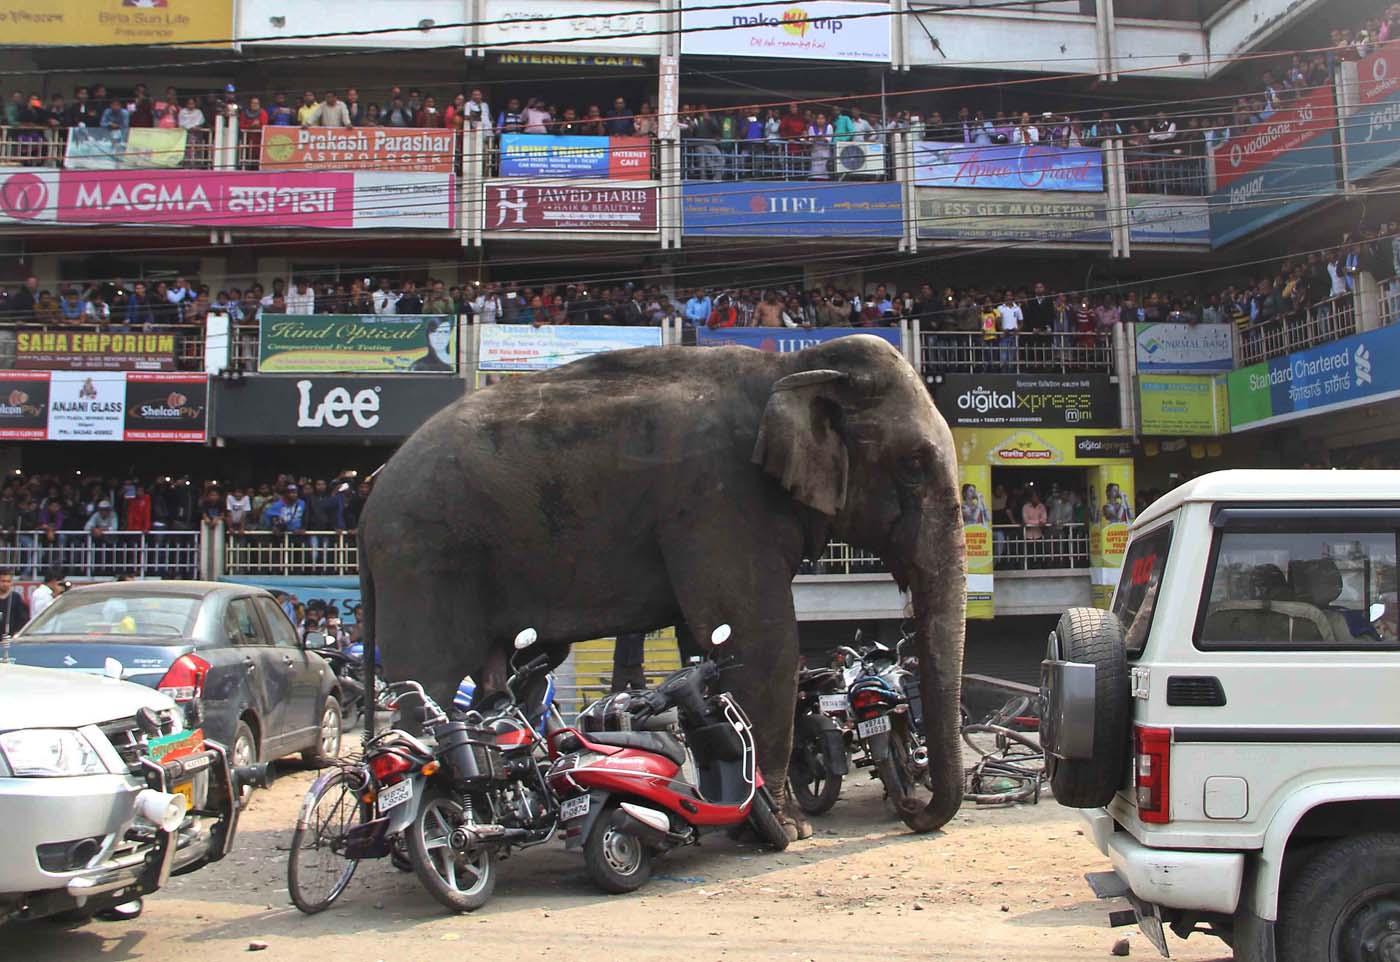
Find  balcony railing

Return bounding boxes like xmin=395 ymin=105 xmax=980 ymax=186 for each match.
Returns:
xmin=919 ymin=330 xmax=1116 ymax=375
xmin=1381 ymin=277 xmax=1399 ymax=331
xmin=1237 ymin=293 xmax=1359 ymax=368
xmin=0 ymin=125 xmax=215 ymax=170
xmin=992 ymin=523 xmax=1090 ymax=572
xmin=0 ymin=530 xmax=199 ymax=579
xmin=1125 ymin=146 xmax=1209 ymax=196
xmin=224 ymin=531 xmax=360 ymax=576
xmin=681 ymin=137 xmax=892 ymax=182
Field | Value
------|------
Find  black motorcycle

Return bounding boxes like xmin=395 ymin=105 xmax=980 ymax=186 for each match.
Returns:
xmin=846 ymin=635 xmax=929 ymax=814
xmin=787 ymin=664 xmax=851 ymax=815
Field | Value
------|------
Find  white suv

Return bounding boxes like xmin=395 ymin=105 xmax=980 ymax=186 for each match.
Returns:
xmin=1041 ymin=469 xmax=1400 ymax=962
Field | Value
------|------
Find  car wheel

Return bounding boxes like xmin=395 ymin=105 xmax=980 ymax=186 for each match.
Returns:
xmin=302 ymin=697 xmax=343 ymax=767
xmin=1278 ymin=832 xmax=1400 ymax=962
xmin=1043 ymin=607 xmax=1130 ymax=809
xmin=232 ymin=721 xmax=258 ymax=808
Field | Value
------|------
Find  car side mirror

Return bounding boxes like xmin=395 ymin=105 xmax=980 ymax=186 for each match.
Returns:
xmin=514 ymin=628 xmax=538 ymax=650
xmin=305 ymin=631 xmax=326 ymax=649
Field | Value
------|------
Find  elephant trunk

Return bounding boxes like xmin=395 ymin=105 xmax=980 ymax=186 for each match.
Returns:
xmin=899 ymin=500 xmax=967 ymax=834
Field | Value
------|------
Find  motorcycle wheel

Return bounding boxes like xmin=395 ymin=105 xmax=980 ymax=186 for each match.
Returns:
xmin=875 ymin=729 xmax=917 ymax=813
xmin=406 ymin=787 xmax=496 ymax=913
xmin=789 ymin=737 xmax=843 ymax=816
xmin=747 ymin=786 xmax=791 ymax=851
xmin=584 ymin=808 xmax=654 ymax=894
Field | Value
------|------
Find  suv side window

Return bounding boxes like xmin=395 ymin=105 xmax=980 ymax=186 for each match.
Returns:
xmin=224 ymin=597 xmax=267 ymax=646
xmin=1112 ymin=523 xmax=1172 ymax=656
xmin=1197 ymin=529 xmax=1399 ymax=648
xmin=255 ymin=597 xmax=300 ymax=649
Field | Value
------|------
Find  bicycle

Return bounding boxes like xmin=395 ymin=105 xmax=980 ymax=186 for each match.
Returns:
xmin=961 ymin=695 xmax=1046 ymax=806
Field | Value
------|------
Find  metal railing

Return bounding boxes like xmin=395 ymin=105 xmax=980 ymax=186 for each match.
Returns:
xmin=224 ymin=530 xmax=359 ymax=575
xmin=1237 ymin=294 xmax=1359 ymax=367
xmin=1381 ymin=276 xmax=1400 ymax=331
xmin=992 ymin=523 xmax=1090 ymax=571
xmin=0 ymin=530 xmax=199 ymax=579
xmin=0 ymin=125 xmax=214 ymax=170
xmin=801 ymin=541 xmax=889 ymax=576
xmin=1125 ymin=146 xmax=1208 ymax=196
xmin=918 ymin=330 xmax=1116 ymax=374
xmin=681 ymin=137 xmax=892 ymax=182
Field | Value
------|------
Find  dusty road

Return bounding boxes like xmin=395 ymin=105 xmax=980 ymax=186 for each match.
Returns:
xmin=8 ymin=766 xmax=1230 ymax=962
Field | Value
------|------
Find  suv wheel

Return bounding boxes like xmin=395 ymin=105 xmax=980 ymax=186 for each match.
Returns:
xmin=1278 ymin=832 xmax=1400 ymax=962
xmin=1044 ymin=607 xmax=1130 ymax=808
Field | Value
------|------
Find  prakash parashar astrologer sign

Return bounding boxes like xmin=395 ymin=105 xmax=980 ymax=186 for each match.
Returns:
xmin=257 ymin=314 xmax=458 ymax=374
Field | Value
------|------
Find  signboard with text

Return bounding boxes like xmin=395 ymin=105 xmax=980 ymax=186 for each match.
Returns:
xmin=0 ymin=371 xmax=206 ymax=442
xmin=213 ymin=376 xmax=464 ymax=441
xmin=481 ymin=0 xmax=662 ymax=53
xmin=498 ymin=134 xmax=651 ymax=179
xmin=258 ymin=314 xmax=458 ymax=374
xmin=1126 ymin=194 xmax=1211 ymax=246
xmin=952 ymin=427 xmax=1135 ymax=466
xmin=478 ymin=325 xmax=663 ymax=372
xmin=485 ymin=184 xmax=658 ymax=231
xmin=680 ymin=0 xmax=891 ymax=62
xmin=682 ymin=182 xmax=902 ymax=236
xmin=259 ymin=127 xmax=456 ymax=173
xmin=695 ymin=327 xmax=900 ymax=351
xmin=913 ymin=141 xmax=1104 ymax=192
xmin=4 ymin=0 xmax=233 ymax=46
xmin=66 ymin=128 xmax=187 ymax=170
xmin=16 ymin=329 xmax=177 ymax=372
xmin=934 ymin=373 xmax=1119 ymax=429
xmin=1341 ymin=41 xmax=1400 ymax=183
xmin=1138 ymin=374 xmax=1229 ymax=435
xmin=1134 ymin=321 xmax=1234 ymax=373
xmin=916 ymin=188 xmax=1108 ymax=244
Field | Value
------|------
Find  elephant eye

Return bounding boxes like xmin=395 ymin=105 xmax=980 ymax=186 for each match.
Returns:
xmin=896 ymin=453 xmax=927 ymax=485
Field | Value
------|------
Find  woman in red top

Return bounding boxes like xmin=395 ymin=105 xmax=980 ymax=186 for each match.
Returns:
xmin=778 ymin=104 xmax=809 ymax=178
xmin=708 ymin=294 xmax=738 ymax=328
xmin=238 ymin=96 xmax=268 ymax=170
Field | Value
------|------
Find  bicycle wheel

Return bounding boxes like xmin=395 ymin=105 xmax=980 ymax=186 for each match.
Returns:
xmin=288 ymin=767 xmax=369 ymax=914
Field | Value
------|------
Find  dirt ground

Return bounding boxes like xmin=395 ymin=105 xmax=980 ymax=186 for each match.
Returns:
xmin=8 ymin=765 xmax=1232 ymax=962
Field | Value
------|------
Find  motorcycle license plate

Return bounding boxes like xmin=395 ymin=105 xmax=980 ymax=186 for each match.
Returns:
xmin=857 ymin=715 xmax=891 ymax=739
xmin=376 ymin=779 xmax=413 ymax=814
xmin=559 ymin=794 xmax=590 ymax=821
xmin=819 ymin=694 xmax=848 ymax=714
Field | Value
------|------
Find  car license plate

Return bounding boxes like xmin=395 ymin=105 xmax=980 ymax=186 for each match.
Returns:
xmin=559 ymin=794 xmax=590 ymax=821
xmin=857 ymin=715 xmax=891 ymax=739
xmin=376 ymin=779 xmax=413 ymax=814
xmin=819 ymin=694 xmax=848 ymax=714
xmin=171 ymin=781 xmax=194 ymax=809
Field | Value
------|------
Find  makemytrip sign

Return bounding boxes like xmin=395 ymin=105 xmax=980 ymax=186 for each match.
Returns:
xmin=0 ymin=371 xmax=207 ymax=442
xmin=934 ymin=374 xmax=1118 ymax=429
xmin=485 ymin=184 xmax=658 ymax=232
xmin=1134 ymin=322 xmax=1234 ymax=373
xmin=478 ymin=325 xmax=663 ymax=372
xmin=258 ymin=314 xmax=458 ymax=374
xmin=912 ymin=141 xmax=1104 ymax=192
xmin=498 ymin=134 xmax=651 ymax=179
xmin=260 ymin=127 xmax=456 ymax=173
xmin=16 ymin=329 xmax=177 ymax=371
xmin=680 ymin=0 xmax=891 ymax=62
xmin=212 ymin=376 xmax=465 ymax=440
xmin=1227 ymin=324 xmax=1399 ymax=432
xmin=916 ymin=188 xmax=1108 ymax=244
xmin=1138 ymin=374 xmax=1229 ymax=435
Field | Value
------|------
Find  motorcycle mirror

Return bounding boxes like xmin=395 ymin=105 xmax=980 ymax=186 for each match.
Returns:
xmin=710 ymin=624 xmax=732 ymax=646
xmin=853 ymin=628 xmax=863 ymax=644
xmin=514 ymin=627 xmax=538 ymax=650
xmin=305 ymin=631 xmax=326 ymax=648
xmin=103 ymin=657 xmax=123 ymax=681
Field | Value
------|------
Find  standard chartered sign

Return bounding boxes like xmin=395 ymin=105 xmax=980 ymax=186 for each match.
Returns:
xmin=1228 ymin=328 xmax=1395 ymax=431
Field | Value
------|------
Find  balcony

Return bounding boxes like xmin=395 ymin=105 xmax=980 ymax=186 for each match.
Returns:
xmin=918 ymin=331 xmax=1118 ymax=376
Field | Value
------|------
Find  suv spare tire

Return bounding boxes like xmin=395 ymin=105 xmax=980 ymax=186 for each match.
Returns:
xmin=1045 ymin=607 xmax=1131 ymax=808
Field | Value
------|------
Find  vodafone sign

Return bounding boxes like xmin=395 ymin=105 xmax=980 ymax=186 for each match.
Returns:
xmin=0 ymin=169 xmax=59 ymax=223
xmin=1215 ymin=87 xmax=1337 ymax=190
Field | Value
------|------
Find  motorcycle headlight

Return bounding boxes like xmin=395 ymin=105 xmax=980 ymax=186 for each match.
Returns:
xmin=0 ymin=728 xmax=109 ymax=777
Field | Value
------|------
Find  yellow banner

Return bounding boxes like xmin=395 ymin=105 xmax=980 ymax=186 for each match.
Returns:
xmin=126 ymin=128 xmax=189 ymax=168
xmin=1088 ymin=464 xmax=1135 ymax=609
xmin=959 ymin=464 xmax=993 ymax=619
xmin=1138 ymin=374 xmax=1229 ymax=436
xmin=3 ymin=0 xmax=233 ymax=46
xmin=953 ymin=427 xmax=1135 ymax=467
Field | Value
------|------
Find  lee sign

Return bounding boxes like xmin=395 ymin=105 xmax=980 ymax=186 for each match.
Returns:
xmin=296 ymin=380 xmax=381 ymax=429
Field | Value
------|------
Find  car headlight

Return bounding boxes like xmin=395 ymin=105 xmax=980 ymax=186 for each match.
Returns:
xmin=0 ymin=729 xmax=109 ymax=777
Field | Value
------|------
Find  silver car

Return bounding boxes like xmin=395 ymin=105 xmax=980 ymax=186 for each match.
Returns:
xmin=0 ymin=663 xmax=261 ymax=925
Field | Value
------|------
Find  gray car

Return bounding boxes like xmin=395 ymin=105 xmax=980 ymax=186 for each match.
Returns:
xmin=7 ymin=581 xmax=343 ymax=773
xmin=0 ymin=663 xmax=249 ymax=924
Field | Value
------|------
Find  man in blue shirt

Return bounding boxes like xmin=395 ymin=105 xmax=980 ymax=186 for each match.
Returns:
xmin=683 ymin=290 xmax=711 ymax=327
xmin=263 ymin=485 xmax=306 ymax=533
xmin=605 ymin=98 xmax=635 ymax=136
xmin=99 ymin=98 xmax=129 ymax=132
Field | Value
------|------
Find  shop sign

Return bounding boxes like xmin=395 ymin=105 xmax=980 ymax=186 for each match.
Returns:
xmin=1134 ymin=321 xmax=1234 ymax=373
xmin=478 ymin=325 xmax=662 ymax=372
xmin=958 ymin=463 xmax=993 ymax=620
xmin=952 ymin=427 xmax=1134 ymax=467
xmin=695 ymin=327 xmax=899 ymax=351
xmin=0 ymin=371 xmax=207 ymax=442
xmin=498 ymin=134 xmax=651 ymax=179
xmin=481 ymin=0 xmax=662 ymax=54
xmin=1138 ymin=374 xmax=1229 ymax=435
xmin=0 ymin=169 xmax=455 ymax=230
xmin=1126 ymin=194 xmax=1210 ymax=246
xmin=260 ymin=127 xmax=456 ymax=173
xmin=916 ymin=188 xmax=1108 ymax=244
xmin=934 ymin=374 xmax=1118 ymax=429
xmin=258 ymin=315 xmax=458 ymax=374
xmin=15 ymin=329 xmax=177 ymax=372
xmin=1341 ymin=41 xmax=1400 ymax=183
xmin=485 ymin=184 xmax=657 ymax=231
xmin=913 ymin=141 xmax=1104 ymax=192
xmin=213 ymin=376 xmax=464 ymax=440
xmin=6 ymin=0 xmax=233 ymax=46
xmin=1227 ymin=323 xmax=1400 ymax=431
xmin=680 ymin=0 xmax=891 ymax=62
xmin=681 ymin=182 xmax=902 ymax=236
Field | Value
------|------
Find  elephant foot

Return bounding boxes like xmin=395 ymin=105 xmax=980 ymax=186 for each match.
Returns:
xmin=778 ymin=788 xmax=814 ymax=841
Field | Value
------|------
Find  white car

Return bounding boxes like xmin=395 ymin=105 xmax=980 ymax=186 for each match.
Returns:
xmin=0 ymin=662 xmax=265 ymax=925
xmin=1041 ymin=470 xmax=1400 ymax=962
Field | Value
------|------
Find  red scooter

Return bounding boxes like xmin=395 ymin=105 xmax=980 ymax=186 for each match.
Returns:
xmin=546 ymin=625 xmax=789 ymax=893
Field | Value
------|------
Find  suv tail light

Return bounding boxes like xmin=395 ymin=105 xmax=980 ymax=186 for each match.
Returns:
xmin=1135 ymin=725 xmax=1172 ymax=824
xmin=157 ymin=654 xmax=210 ymax=703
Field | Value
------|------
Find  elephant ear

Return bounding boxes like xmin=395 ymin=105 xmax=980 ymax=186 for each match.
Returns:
xmin=752 ymin=370 xmax=849 ymax=517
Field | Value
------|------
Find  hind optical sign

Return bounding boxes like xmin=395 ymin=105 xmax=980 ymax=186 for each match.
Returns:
xmin=680 ymin=0 xmax=891 ymax=62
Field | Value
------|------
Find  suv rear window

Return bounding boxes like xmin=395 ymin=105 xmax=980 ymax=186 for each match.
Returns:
xmin=1197 ymin=530 xmax=1399 ymax=648
xmin=1112 ymin=523 xmax=1172 ymax=656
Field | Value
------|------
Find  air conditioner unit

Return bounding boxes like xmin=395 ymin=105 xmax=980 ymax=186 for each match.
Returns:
xmin=836 ymin=141 xmax=887 ymax=178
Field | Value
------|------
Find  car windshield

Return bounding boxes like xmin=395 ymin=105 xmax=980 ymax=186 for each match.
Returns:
xmin=21 ymin=592 xmax=199 ymax=638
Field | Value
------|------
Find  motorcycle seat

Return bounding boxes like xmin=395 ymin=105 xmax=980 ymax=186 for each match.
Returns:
xmin=585 ymin=730 xmax=687 ymax=767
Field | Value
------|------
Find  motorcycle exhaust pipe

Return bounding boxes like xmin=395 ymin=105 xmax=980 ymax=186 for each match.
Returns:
xmin=912 ymin=745 xmax=929 ymax=770
xmin=616 ymin=802 xmax=674 ymax=847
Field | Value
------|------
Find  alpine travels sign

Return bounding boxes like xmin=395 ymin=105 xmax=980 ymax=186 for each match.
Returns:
xmin=213 ymin=376 xmax=465 ymax=440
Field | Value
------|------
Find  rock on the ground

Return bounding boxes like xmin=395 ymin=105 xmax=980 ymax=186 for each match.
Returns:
xmin=1111 ymin=936 xmax=1131 ymax=956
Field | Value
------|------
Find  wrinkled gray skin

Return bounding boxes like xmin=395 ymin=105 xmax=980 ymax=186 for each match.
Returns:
xmin=359 ymin=335 xmax=967 ymax=835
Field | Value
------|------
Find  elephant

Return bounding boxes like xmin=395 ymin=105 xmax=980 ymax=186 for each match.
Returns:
xmin=358 ymin=333 xmax=967 ymax=835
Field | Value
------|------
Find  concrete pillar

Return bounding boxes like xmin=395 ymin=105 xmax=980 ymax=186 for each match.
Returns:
xmin=1356 ymin=272 xmax=1384 ymax=332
